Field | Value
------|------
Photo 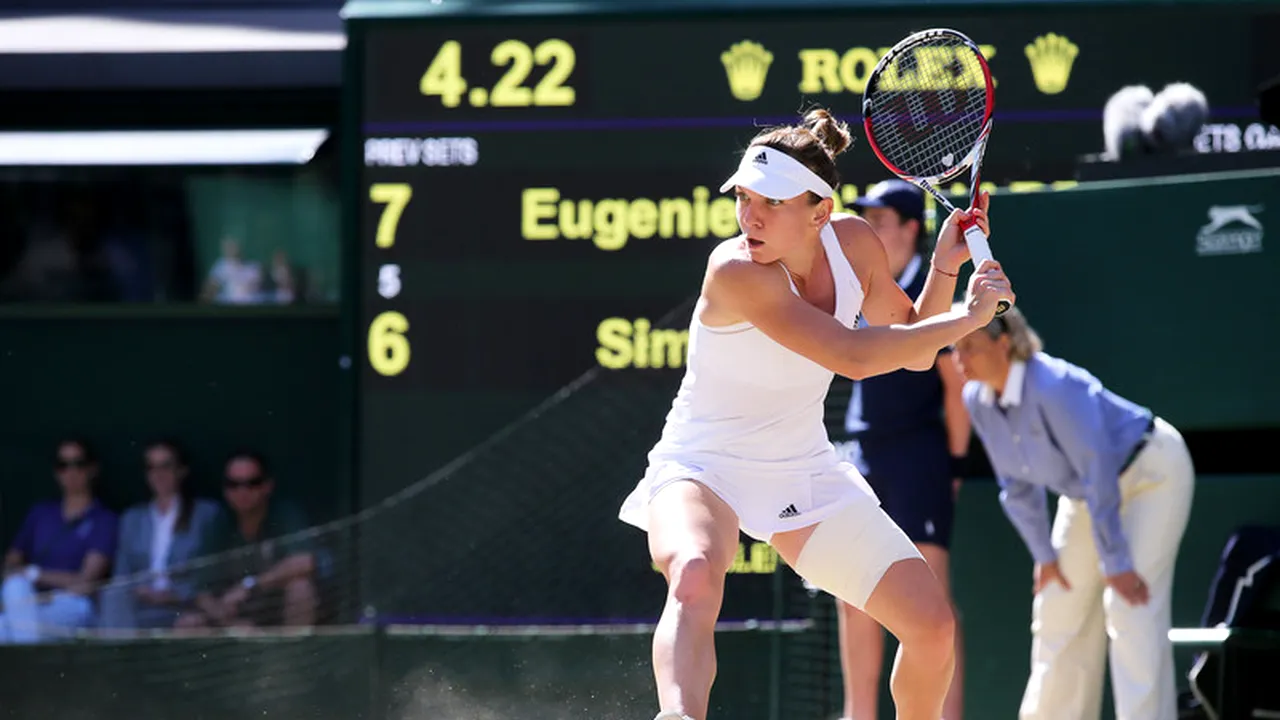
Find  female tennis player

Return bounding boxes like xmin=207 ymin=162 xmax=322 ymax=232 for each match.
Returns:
xmin=618 ymin=107 xmax=1014 ymax=720
xmin=954 ymin=308 xmax=1194 ymax=720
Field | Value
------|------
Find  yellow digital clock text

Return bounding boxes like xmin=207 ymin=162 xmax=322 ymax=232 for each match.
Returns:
xmin=421 ymin=39 xmax=577 ymax=109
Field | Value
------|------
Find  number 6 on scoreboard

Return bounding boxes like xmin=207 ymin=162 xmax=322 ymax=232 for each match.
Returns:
xmin=368 ymin=310 xmax=411 ymax=377
xmin=369 ymin=183 xmax=412 ymax=249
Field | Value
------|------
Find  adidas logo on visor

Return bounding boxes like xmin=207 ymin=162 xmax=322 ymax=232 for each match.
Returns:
xmin=753 ymin=151 xmax=768 ymax=165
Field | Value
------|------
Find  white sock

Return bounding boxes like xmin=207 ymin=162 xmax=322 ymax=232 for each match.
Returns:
xmin=654 ymin=713 xmax=695 ymax=720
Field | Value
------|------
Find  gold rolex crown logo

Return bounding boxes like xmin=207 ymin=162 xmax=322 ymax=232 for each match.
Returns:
xmin=1025 ymin=33 xmax=1079 ymax=95
xmin=721 ymin=40 xmax=773 ymax=102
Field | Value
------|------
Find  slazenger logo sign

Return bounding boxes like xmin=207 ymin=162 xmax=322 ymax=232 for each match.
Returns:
xmin=1196 ymin=204 xmax=1264 ymax=256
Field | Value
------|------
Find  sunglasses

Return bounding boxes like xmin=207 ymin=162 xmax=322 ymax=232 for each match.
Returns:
xmin=55 ymin=458 xmax=90 ymax=471
xmin=223 ymin=476 xmax=267 ymax=491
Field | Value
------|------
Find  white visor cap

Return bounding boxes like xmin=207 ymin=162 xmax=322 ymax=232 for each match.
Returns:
xmin=718 ymin=145 xmax=835 ymax=200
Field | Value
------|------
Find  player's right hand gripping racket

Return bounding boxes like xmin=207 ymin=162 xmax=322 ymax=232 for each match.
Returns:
xmin=862 ymin=28 xmax=1010 ymax=315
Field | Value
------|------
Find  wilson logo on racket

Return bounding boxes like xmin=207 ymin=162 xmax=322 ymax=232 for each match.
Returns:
xmin=720 ymin=40 xmax=774 ymax=102
xmin=878 ymin=91 xmax=982 ymax=145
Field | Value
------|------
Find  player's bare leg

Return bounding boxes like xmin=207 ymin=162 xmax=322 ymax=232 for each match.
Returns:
xmin=648 ymin=480 xmax=741 ymax=720
xmin=916 ymin=543 xmax=964 ymax=720
xmin=862 ymin=558 xmax=957 ymax=720
xmin=836 ymin=542 xmax=962 ymax=720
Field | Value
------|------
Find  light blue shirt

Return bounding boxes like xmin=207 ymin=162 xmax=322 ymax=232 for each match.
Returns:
xmin=963 ymin=352 xmax=1154 ymax=576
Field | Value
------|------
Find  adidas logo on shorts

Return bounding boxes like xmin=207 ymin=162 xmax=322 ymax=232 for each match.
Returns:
xmin=778 ymin=503 xmax=799 ymax=519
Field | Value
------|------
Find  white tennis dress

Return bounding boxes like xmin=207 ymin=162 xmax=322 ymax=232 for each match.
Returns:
xmin=618 ymin=224 xmax=880 ymax=541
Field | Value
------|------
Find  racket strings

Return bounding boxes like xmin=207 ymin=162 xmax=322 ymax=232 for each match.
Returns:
xmin=866 ymin=38 xmax=989 ymax=180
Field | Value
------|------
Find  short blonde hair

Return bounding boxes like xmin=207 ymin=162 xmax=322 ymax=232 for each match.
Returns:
xmin=954 ymin=303 xmax=1043 ymax=361
xmin=987 ymin=306 xmax=1042 ymax=361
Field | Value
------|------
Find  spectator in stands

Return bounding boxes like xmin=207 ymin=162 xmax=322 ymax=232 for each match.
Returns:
xmin=200 ymin=236 xmax=263 ymax=304
xmin=175 ymin=451 xmax=318 ymax=630
xmin=98 ymin=439 xmax=223 ymax=631
xmin=267 ymin=249 xmax=297 ymax=304
xmin=0 ymin=439 xmax=118 ymax=643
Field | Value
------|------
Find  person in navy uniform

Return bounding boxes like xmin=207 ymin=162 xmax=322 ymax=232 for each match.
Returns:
xmin=831 ymin=180 xmax=971 ymax=720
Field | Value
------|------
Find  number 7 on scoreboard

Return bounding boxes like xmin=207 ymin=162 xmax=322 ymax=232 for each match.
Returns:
xmin=369 ymin=183 xmax=412 ymax=249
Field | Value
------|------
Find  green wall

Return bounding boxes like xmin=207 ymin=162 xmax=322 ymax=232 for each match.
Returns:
xmin=957 ymin=169 xmax=1280 ymax=431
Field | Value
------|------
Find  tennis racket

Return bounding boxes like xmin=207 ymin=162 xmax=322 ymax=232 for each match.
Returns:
xmin=861 ymin=28 xmax=1010 ymax=315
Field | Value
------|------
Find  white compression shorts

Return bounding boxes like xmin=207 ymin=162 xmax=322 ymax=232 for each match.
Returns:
xmin=793 ymin=498 xmax=923 ymax=609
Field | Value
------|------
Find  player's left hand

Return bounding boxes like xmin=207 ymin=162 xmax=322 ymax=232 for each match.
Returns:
xmin=933 ymin=191 xmax=991 ymax=275
xmin=1106 ymin=570 xmax=1150 ymax=606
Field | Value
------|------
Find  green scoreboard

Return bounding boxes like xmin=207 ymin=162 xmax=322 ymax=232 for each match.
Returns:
xmin=343 ymin=0 xmax=1275 ymax=621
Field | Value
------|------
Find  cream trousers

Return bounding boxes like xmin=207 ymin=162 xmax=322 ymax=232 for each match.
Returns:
xmin=1019 ymin=417 xmax=1194 ymax=720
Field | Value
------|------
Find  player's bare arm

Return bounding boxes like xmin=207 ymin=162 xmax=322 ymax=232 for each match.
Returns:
xmin=830 ymin=213 xmax=916 ymax=327
xmin=703 ymin=245 xmax=1011 ymax=381
xmin=826 ymin=213 xmax=975 ymax=371
xmin=833 ymin=194 xmax=990 ymax=332
xmin=937 ymin=352 xmax=973 ymax=458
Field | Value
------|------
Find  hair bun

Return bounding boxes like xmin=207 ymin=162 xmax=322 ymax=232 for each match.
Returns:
xmin=803 ymin=108 xmax=853 ymax=158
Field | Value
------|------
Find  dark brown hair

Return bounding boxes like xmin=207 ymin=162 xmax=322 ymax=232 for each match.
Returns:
xmin=146 ymin=438 xmax=195 ymax=532
xmin=55 ymin=437 xmax=100 ymax=495
xmin=748 ymin=107 xmax=853 ymax=203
